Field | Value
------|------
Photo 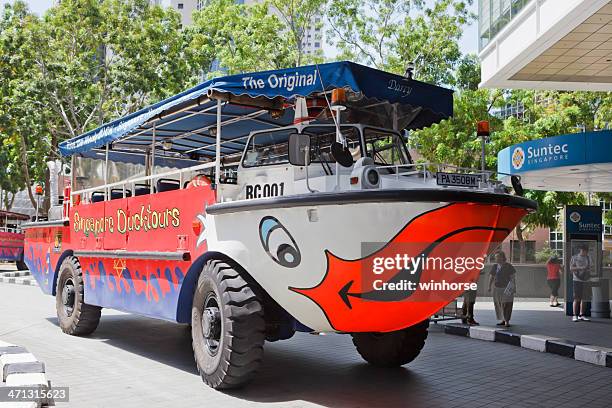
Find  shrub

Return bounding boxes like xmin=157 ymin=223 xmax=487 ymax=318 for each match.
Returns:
xmin=535 ymin=246 xmax=560 ymax=264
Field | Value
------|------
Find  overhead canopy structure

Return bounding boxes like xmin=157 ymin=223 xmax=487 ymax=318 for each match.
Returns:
xmin=0 ymin=210 xmax=30 ymax=221
xmin=498 ymin=130 xmax=612 ymax=192
xmin=59 ymin=61 xmax=453 ymax=161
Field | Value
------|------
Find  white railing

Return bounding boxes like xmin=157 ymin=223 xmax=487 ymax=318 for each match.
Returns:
xmin=0 ymin=226 xmax=22 ymax=234
xmin=71 ymin=161 xmax=217 ymax=205
xmin=376 ymin=162 xmax=495 ymax=183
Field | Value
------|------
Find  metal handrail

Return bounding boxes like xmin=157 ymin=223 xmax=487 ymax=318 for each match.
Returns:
xmin=376 ymin=162 xmax=494 ymax=175
xmin=71 ymin=161 xmax=216 ymax=204
xmin=0 ymin=227 xmax=22 ymax=234
xmin=376 ymin=162 xmax=495 ymax=183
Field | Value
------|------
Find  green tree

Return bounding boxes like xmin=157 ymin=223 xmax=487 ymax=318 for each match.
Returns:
xmin=455 ymin=53 xmax=481 ymax=91
xmin=189 ymin=0 xmax=293 ymax=76
xmin=0 ymin=1 xmax=47 ymax=210
xmin=270 ymin=0 xmax=327 ymax=66
xmin=327 ymin=0 xmax=474 ymax=84
xmin=0 ymin=0 xmax=202 ymax=214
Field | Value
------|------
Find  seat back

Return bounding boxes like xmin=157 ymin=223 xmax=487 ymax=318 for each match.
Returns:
xmin=134 ymin=184 xmax=152 ymax=196
xmin=110 ymin=189 xmax=132 ymax=200
xmin=91 ymin=191 xmax=105 ymax=203
xmin=156 ymin=178 xmax=180 ymax=192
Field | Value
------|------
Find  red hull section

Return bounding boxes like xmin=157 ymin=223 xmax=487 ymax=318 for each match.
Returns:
xmin=25 ymin=185 xmax=216 ymax=321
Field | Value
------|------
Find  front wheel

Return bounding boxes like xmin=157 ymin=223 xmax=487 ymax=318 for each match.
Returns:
xmin=352 ymin=319 xmax=429 ymax=367
xmin=55 ymin=257 xmax=101 ymax=336
xmin=192 ymin=260 xmax=265 ymax=389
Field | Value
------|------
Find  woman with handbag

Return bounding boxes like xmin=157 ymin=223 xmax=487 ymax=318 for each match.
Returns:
xmin=488 ymin=251 xmax=516 ymax=327
xmin=570 ymin=245 xmax=592 ymax=322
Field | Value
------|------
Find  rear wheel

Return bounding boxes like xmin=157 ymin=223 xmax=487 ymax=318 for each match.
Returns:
xmin=192 ymin=260 xmax=265 ymax=389
xmin=55 ymin=257 xmax=101 ymax=336
xmin=352 ymin=319 xmax=429 ymax=367
xmin=15 ymin=260 xmax=27 ymax=271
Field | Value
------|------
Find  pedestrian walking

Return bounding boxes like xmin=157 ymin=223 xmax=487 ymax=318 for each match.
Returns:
xmin=461 ymin=288 xmax=479 ymax=325
xmin=570 ymin=244 xmax=592 ymax=322
xmin=546 ymin=254 xmax=562 ymax=307
xmin=488 ymin=251 xmax=516 ymax=327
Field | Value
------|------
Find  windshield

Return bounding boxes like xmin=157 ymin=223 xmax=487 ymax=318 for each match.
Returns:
xmin=364 ymin=128 xmax=411 ymax=166
xmin=302 ymin=126 xmax=362 ymax=164
xmin=242 ymin=129 xmax=292 ymax=167
xmin=242 ymin=125 xmax=410 ymax=168
xmin=242 ymin=126 xmax=362 ymax=168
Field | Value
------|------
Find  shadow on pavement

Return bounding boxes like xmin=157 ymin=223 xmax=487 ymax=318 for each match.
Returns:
xmin=46 ymin=313 xmax=432 ymax=407
xmin=46 ymin=314 xmax=197 ymax=374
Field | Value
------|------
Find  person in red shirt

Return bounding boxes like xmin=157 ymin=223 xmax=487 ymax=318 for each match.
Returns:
xmin=546 ymin=254 xmax=563 ymax=307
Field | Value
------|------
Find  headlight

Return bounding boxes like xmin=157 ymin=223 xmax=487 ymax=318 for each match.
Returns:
xmin=366 ymin=168 xmax=380 ymax=186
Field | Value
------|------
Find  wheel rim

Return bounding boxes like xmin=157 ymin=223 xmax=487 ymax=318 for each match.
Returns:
xmin=202 ymin=292 xmax=221 ymax=356
xmin=61 ymin=278 xmax=75 ymax=317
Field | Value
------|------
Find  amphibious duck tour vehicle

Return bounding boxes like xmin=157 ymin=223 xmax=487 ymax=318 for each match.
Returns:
xmin=0 ymin=210 xmax=30 ymax=270
xmin=23 ymin=62 xmax=536 ymax=389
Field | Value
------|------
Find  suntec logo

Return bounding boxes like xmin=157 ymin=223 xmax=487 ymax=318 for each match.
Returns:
xmin=512 ymin=147 xmax=525 ymax=170
xmin=569 ymin=212 xmax=581 ymax=223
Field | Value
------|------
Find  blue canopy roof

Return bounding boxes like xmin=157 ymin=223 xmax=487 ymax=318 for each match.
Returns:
xmin=59 ymin=61 xmax=453 ymax=158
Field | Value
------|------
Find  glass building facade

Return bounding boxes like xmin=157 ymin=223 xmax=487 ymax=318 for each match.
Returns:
xmin=479 ymin=0 xmax=531 ymax=50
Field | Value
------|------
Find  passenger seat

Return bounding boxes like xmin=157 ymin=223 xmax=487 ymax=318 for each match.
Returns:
xmin=156 ymin=178 xmax=180 ymax=192
xmin=110 ymin=189 xmax=132 ymax=200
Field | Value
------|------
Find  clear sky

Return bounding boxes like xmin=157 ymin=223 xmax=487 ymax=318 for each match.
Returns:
xmin=1 ymin=0 xmax=479 ymax=55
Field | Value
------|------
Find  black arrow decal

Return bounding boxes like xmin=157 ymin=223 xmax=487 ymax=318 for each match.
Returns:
xmin=338 ymin=226 xmax=509 ymax=309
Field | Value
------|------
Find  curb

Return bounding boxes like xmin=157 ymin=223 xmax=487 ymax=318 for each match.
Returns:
xmin=0 ymin=272 xmax=32 ymax=278
xmin=443 ymin=323 xmax=612 ymax=368
xmin=0 ymin=277 xmax=37 ymax=287
xmin=0 ymin=340 xmax=51 ymax=407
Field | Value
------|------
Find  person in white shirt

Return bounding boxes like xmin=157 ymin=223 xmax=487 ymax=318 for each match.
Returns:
xmin=569 ymin=245 xmax=592 ymax=322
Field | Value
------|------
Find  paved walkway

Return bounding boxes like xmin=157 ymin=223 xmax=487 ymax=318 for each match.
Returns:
xmin=1 ymin=283 xmax=612 ymax=407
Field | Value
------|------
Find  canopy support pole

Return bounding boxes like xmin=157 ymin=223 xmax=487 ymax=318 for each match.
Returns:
xmin=70 ymin=155 xmax=75 ymax=206
xmin=392 ymin=104 xmax=398 ymax=131
xmin=104 ymin=144 xmax=109 ymax=200
xmin=151 ymin=124 xmax=156 ymax=194
xmin=215 ymin=99 xmax=222 ymax=199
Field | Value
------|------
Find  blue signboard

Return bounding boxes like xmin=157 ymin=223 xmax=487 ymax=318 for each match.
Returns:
xmin=565 ymin=205 xmax=603 ymax=235
xmin=498 ymin=132 xmax=593 ymax=175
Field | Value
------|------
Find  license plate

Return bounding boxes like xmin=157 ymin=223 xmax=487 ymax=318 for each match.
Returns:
xmin=436 ymin=172 xmax=482 ymax=188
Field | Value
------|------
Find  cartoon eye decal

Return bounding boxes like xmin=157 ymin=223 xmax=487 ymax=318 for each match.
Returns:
xmin=259 ymin=216 xmax=301 ymax=268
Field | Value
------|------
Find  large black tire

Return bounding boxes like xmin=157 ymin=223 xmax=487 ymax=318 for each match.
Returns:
xmin=55 ymin=257 xmax=101 ymax=336
xmin=15 ymin=260 xmax=28 ymax=271
xmin=352 ymin=319 xmax=429 ymax=367
xmin=192 ymin=260 xmax=265 ymax=389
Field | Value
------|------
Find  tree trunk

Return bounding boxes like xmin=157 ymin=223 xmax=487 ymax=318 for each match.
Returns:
xmin=43 ymin=165 xmax=51 ymax=215
xmin=19 ymin=133 xmax=38 ymax=210
xmin=515 ymin=224 xmax=526 ymax=264
xmin=7 ymin=192 xmax=15 ymax=211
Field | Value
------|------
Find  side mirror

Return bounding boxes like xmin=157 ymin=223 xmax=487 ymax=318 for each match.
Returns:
xmin=288 ymin=133 xmax=310 ymax=166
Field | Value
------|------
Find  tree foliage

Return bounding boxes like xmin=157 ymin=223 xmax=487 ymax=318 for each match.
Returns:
xmin=0 ymin=0 xmax=204 ymax=211
xmin=189 ymin=0 xmax=294 ymax=77
xmin=327 ymin=0 xmax=474 ymax=85
xmin=270 ymin=0 xmax=326 ymax=66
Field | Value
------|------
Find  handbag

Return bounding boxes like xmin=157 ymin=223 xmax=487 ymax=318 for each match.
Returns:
xmin=575 ymin=256 xmax=590 ymax=281
xmin=504 ymin=275 xmax=516 ymax=297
